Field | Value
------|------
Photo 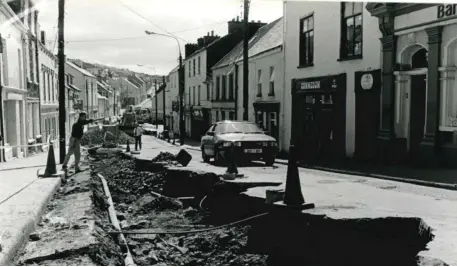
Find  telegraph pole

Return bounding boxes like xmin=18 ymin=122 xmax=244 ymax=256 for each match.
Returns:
xmin=58 ymin=0 xmax=66 ymax=163
xmin=155 ymin=79 xmax=158 ymax=130
xmin=162 ymin=75 xmax=166 ymax=129
xmin=242 ymin=0 xmax=249 ymax=121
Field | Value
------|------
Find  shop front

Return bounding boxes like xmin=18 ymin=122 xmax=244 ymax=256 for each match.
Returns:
xmin=291 ymin=73 xmax=346 ymax=163
xmin=367 ymin=3 xmax=457 ymax=166
xmin=190 ymin=106 xmax=205 ymax=141
xmin=253 ymin=101 xmax=280 ymax=142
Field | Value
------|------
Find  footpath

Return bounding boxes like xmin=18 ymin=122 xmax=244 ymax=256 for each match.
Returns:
xmin=0 ymin=146 xmax=72 ymax=265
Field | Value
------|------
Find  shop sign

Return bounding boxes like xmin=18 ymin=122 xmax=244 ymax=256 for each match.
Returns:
xmin=300 ymin=81 xmax=320 ymax=90
xmin=437 ymin=4 xmax=457 ymax=19
xmin=361 ymin=74 xmax=374 ymax=90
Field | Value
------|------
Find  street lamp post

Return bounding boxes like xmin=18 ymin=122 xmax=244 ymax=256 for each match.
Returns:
xmin=145 ymin=30 xmax=185 ymax=146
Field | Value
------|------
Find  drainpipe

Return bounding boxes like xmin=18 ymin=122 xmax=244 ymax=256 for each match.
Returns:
xmin=234 ymin=64 xmax=239 ymax=119
xmin=0 ymin=35 xmax=5 ymax=162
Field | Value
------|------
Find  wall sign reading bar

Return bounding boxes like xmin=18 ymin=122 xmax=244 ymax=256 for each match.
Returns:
xmin=437 ymin=4 xmax=457 ymax=19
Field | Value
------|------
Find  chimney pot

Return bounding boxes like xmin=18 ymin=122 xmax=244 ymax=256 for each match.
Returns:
xmin=258 ymin=20 xmax=261 ymax=23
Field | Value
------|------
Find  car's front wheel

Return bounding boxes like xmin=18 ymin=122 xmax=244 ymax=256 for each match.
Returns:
xmin=201 ymin=147 xmax=210 ymax=163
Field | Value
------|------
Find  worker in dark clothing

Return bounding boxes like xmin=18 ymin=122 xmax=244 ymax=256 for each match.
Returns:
xmin=62 ymin=112 xmax=94 ymax=172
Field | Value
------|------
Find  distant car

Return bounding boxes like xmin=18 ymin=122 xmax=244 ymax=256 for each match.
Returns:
xmin=142 ymin=123 xmax=157 ymax=136
xmin=200 ymin=120 xmax=278 ymax=166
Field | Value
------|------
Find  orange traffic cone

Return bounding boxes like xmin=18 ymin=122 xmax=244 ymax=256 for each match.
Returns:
xmin=282 ymin=145 xmax=314 ymax=210
xmin=126 ymin=139 xmax=130 ymax=152
xmin=223 ymin=142 xmax=244 ymax=180
xmin=43 ymin=143 xmax=57 ymax=177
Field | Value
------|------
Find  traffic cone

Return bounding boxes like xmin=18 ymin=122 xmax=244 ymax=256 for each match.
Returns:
xmin=223 ymin=142 xmax=244 ymax=180
xmin=43 ymin=143 xmax=57 ymax=177
xmin=126 ymin=139 xmax=130 ymax=152
xmin=282 ymin=145 xmax=314 ymax=209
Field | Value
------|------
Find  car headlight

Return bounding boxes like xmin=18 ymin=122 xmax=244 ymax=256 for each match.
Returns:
xmin=222 ymin=141 xmax=241 ymax=147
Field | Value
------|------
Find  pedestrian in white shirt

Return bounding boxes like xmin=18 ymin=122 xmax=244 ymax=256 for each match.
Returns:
xmin=134 ymin=124 xmax=143 ymax=151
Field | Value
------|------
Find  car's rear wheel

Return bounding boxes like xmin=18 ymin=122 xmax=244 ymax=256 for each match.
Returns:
xmin=201 ymin=147 xmax=210 ymax=163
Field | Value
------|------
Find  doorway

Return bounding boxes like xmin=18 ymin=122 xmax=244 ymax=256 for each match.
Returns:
xmin=409 ymin=74 xmax=427 ymax=157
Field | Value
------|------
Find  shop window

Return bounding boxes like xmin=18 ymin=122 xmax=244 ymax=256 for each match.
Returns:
xmin=257 ymin=70 xmax=262 ymax=97
xmin=411 ymin=48 xmax=428 ymax=69
xmin=221 ymin=111 xmax=226 ymax=120
xmin=269 ymin=66 xmax=275 ymax=96
xmin=299 ymin=15 xmax=314 ymax=66
xmin=340 ymin=2 xmax=363 ymax=59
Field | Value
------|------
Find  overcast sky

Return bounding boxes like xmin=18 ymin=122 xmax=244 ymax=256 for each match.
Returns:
xmin=36 ymin=0 xmax=282 ymax=76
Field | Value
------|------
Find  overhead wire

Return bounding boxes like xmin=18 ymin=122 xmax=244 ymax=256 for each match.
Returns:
xmin=112 ymin=0 xmax=189 ymax=43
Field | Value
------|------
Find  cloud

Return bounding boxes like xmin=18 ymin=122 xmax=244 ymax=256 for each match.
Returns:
xmin=37 ymin=0 xmax=283 ymax=75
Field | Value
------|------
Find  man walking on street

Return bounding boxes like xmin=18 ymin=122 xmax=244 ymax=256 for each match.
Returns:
xmin=62 ymin=112 xmax=94 ymax=172
xmin=134 ymin=124 xmax=143 ymax=151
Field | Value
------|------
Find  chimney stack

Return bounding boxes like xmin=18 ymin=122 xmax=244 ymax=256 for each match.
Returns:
xmin=236 ymin=16 xmax=239 ymax=22
xmin=211 ymin=30 xmax=214 ymax=36
xmin=40 ymin=30 xmax=45 ymax=46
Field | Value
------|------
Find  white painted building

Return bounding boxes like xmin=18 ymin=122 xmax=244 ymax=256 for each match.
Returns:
xmin=66 ymin=61 xmax=98 ymax=119
xmin=166 ymin=66 xmax=179 ymax=134
xmin=283 ymin=1 xmax=381 ymax=161
xmin=0 ymin=1 xmax=30 ymax=161
xmin=184 ymin=46 xmax=209 ymax=140
xmin=38 ymin=38 xmax=58 ymax=144
xmin=232 ymin=18 xmax=284 ymax=147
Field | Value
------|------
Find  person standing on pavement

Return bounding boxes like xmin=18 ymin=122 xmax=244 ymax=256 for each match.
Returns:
xmin=62 ymin=112 xmax=94 ymax=172
xmin=134 ymin=124 xmax=143 ymax=151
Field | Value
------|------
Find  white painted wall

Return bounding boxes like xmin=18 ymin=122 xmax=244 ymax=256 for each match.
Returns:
xmin=38 ymin=44 xmax=58 ymax=105
xmin=283 ymin=0 xmax=382 ymax=156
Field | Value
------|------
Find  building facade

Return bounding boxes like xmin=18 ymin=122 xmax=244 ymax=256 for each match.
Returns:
xmin=0 ymin=1 xmax=31 ymax=161
xmin=366 ymin=3 xmax=457 ymax=166
xmin=166 ymin=66 xmax=179 ymax=134
xmin=66 ymin=61 xmax=98 ymax=119
xmin=284 ymin=1 xmax=382 ymax=162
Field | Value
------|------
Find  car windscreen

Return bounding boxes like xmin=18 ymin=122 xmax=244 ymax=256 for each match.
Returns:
xmin=215 ymin=123 xmax=263 ymax=134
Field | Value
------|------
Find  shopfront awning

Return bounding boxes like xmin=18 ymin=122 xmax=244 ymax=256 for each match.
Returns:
xmin=69 ymin=84 xmax=82 ymax=91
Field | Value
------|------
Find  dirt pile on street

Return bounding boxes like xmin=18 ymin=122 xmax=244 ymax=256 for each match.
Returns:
xmin=151 ymin=152 xmax=177 ymax=163
xmin=127 ymin=225 xmax=266 ymax=266
xmin=89 ymin=152 xmax=266 ymax=266
xmin=81 ymin=127 xmax=134 ymax=146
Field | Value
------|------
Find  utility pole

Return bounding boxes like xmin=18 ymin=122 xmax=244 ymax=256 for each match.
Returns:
xmin=155 ymin=79 xmax=158 ymax=130
xmin=162 ymin=75 xmax=166 ymax=129
xmin=58 ymin=0 xmax=66 ymax=164
xmin=178 ymin=55 xmax=185 ymax=145
xmin=242 ymin=0 xmax=250 ymax=121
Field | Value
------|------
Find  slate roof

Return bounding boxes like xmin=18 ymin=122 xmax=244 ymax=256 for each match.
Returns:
xmin=212 ymin=17 xmax=283 ymax=70
xmin=66 ymin=61 xmax=96 ymax=78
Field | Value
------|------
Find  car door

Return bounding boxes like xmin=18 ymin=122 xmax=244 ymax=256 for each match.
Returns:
xmin=202 ymin=125 xmax=216 ymax=156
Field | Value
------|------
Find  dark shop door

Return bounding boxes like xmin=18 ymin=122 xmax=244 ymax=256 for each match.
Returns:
xmin=409 ymin=74 xmax=427 ymax=158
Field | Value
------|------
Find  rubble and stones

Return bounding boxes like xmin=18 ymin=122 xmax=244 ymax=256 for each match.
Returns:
xmin=81 ymin=127 xmax=134 ymax=146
